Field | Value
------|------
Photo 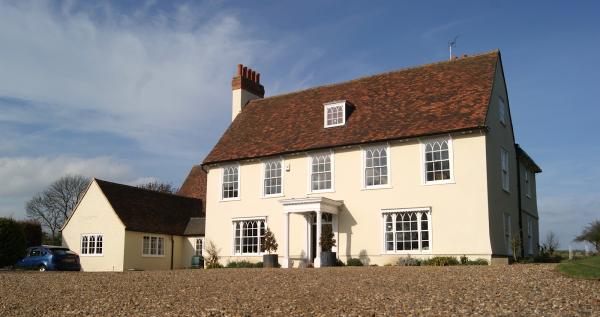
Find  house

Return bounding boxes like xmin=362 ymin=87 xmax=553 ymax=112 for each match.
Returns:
xmin=62 ymin=178 xmax=206 ymax=271
xmin=201 ymin=51 xmax=541 ymax=267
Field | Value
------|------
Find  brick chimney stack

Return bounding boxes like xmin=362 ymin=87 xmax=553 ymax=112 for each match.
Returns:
xmin=231 ymin=64 xmax=265 ymax=121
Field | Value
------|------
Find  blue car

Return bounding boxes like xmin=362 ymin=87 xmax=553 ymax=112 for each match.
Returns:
xmin=16 ymin=246 xmax=81 ymax=272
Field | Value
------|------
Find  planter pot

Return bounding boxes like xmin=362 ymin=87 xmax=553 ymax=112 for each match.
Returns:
xmin=191 ymin=255 xmax=204 ymax=269
xmin=263 ymin=254 xmax=279 ymax=268
xmin=320 ymin=251 xmax=337 ymax=267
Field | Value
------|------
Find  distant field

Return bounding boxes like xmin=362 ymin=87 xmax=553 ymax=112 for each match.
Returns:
xmin=1 ymin=264 xmax=599 ymax=316
xmin=558 ymin=256 xmax=600 ymax=279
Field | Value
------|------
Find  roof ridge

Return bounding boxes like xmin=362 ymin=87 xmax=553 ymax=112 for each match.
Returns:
xmin=249 ymin=50 xmax=499 ymax=104
xmin=94 ymin=178 xmax=202 ymax=201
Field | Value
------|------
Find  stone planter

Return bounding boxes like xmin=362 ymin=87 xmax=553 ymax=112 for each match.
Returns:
xmin=320 ymin=251 xmax=337 ymax=267
xmin=263 ymin=254 xmax=279 ymax=268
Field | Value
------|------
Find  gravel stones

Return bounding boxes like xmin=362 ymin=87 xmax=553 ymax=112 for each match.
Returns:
xmin=1 ymin=264 xmax=599 ymax=316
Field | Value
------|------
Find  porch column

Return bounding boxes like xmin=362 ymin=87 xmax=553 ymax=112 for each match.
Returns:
xmin=314 ymin=210 xmax=322 ymax=268
xmin=282 ymin=212 xmax=290 ymax=268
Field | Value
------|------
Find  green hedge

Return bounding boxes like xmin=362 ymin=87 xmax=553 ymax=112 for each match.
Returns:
xmin=0 ymin=218 xmax=27 ymax=267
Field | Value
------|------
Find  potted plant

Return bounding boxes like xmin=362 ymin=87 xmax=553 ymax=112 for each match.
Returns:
xmin=261 ymin=228 xmax=279 ymax=268
xmin=319 ymin=226 xmax=337 ymax=267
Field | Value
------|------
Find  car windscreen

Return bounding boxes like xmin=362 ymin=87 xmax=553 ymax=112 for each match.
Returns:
xmin=49 ymin=248 xmax=75 ymax=255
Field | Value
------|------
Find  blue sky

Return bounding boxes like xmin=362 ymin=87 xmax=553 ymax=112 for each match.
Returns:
xmin=1 ymin=1 xmax=598 ymax=249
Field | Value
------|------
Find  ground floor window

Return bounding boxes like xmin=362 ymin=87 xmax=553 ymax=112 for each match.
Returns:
xmin=81 ymin=234 xmax=103 ymax=255
xmin=383 ymin=210 xmax=430 ymax=252
xmin=527 ymin=217 xmax=534 ymax=256
xmin=195 ymin=238 xmax=204 ymax=256
xmin=233 ymin=219 xmax=266 ymax=255
xmin=504 ymin=213 xmax=512 ymax=255
xmin=143 ymin=235 xmax=165 ymax=256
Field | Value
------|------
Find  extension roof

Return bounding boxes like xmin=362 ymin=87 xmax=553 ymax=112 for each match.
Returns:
xmin=204 ymin=51 xmax=501 ymax=165
xmin=95 ymin=179 xmax=204 ymax=236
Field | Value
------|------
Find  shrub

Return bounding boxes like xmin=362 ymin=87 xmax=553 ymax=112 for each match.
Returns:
xmin=460 ymin=255 xmax=468 ymax=265
xmin=422 ymin=256 xmax=460 ymax=266
xmin=204 ymin=240 xmax=221 ymax=269
xmin=0 ymin=218 xmax=27 ymax=267
xmin=319 ymin=226 xmax=336 ymax=252
xmin=335 ymin=258 xmax=345 ymax=266
xmin=346 ymin=258 xmax=363 ymax=266
xmin=18 ymin=220 xmax=42 ymax=247
xmin=226 ymin=260 xmax=260 ymax=268
xmin=397 ymin=256 xmax=421 ymax=266
xmin=464 ymin=258 xmax=489 ymax=265
xmin=261 ymin=228 xmax=278 ymax=254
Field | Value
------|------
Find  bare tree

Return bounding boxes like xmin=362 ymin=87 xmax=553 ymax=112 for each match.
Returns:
xmin=25 ymin=175 xmax=90 ymax=242
xmin=575 ymin=220 xmax=600 ymax=253
xmin=543 ymin=231 xmax=559 ymax=255
xmin=137 ymin=181 xmax=178 ymax=194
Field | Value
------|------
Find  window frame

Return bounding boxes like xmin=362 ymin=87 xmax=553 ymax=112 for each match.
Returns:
xmin=221 ymin=164 xmax=241 ymax=201
xmin=232 ymin=217 xmax=267 ymax=256
xmin=501 ymin=148 xmax=510 ymax=192
xmin=307 ymin=150 xmax=335 ymax=194
xmin=142 ymin=235 xmax=165 ymax=257
xmin=527 ymin=217 xmax=534 ymax=256
xmin=323 ymin=101 xmax=346 ymax=128
xmin=380 ymin=208 xmax=432 ymax=255
xmin=499 ymin=97 xmax=507 ymax=126
xmin=362 ymin=144 xmax=392 ymax=190
xmin=194 ymin=237 xmax=205 ymax=257
xmin=261 ymin=158 xmax=284 ymax=198
xmin=80 ymin=233 xmax=103 ymax=257
xmin=421 ymin=137 xmax=454 ymax=185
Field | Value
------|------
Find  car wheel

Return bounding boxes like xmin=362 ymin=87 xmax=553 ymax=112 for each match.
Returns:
xmin=38 ymin=265 xmax=47 ymax=272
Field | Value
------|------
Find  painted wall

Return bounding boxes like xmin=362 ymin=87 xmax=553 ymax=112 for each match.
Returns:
xmin=204 ymin=131 xmax=493 ymax=266
xmin=123 ymin=231 xmax=184 ymax=270
xmin=62 ymin=181 xmax=126 ymax=272
xmin=484 ymin=61 xmax=521 ymax=258
xmin=519 ymin=161 xmax=540 ymax=256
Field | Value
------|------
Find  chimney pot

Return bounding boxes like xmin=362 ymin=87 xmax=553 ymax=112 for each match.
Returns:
xmin=237 ymin=64 xmax=243 ymax=76
xmin=251 ymin=70 xmax=256 ymax=82
xmin=256 ymin=73 xmax=260 ymax=84
xmin=242 ymin=66 xmax=248 ymax=78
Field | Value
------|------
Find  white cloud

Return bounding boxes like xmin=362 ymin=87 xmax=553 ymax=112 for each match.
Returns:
xmin=0 ymin=156 xmax=145 ymax=218
xmin=0 ymin=0 xmax=268 ymax=158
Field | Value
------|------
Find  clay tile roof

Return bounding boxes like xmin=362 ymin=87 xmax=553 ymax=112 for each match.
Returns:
xmin=95 ymin=179 xmax=204 ymax=236
xmin=203 ymin=51 xmax=500 ymax=165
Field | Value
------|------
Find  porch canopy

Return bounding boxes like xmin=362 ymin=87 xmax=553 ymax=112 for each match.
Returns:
xmin=279 ymin=197 xmax=343 ymax=268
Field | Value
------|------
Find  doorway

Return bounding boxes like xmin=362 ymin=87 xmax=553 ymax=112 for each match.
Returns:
xmin=309 ymin=212 xmax=333 ymax=263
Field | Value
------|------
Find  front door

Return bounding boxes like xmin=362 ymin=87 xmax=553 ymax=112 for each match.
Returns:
xmin=309 ymin=213 xmax=333 ymax=263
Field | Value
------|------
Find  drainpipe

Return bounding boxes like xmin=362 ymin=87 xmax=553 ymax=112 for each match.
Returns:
xmin=170 ymin=235 xmax=174 ymax=270
xmin=515 ymin=144 xmax=525 ymax=258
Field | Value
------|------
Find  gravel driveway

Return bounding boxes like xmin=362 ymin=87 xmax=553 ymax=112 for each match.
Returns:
xmin=1 ymin=264 xmax=599 ymax=316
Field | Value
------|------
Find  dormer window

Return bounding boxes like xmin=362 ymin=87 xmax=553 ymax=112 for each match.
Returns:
xmin=324 ymin=101 xmax=347 ymax=128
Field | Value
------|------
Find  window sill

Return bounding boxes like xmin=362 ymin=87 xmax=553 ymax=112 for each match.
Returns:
xmin=381 ymin=250 xmax=432 ymax=255
xmin=232 ymin=254 xmax=264 ymax=257
xmin=261 ymin=193 xmax=285 ymax=199
xmin=80 ymin=254 xmax=104 ymax=257
xmin=422 ymin=180 xmax=455 ymax=186
xmin=502 ymin=188 xmax=511 ymax=194
xmin=142 ymin=254 xmax=165 ymax=258
xmin=307 ymin=189 xmax=335 ymax=195
xmin=362 ymin=185 xmax=392 ymax=190
xmin=220 ymin=197 xmax=241 ymax=202
xmin=526 ymin=194 xmax=532 ymax=199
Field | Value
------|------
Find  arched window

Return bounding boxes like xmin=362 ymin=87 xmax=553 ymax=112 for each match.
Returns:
xmin=96 ymin=235 xmax=103 ymax=254
xmin=81 ymin=236 xmax=88 ymax=254
xmin=89 ymin=235 xmax=96 ymax=254
xmin=263 ymin=160 xmax=283 ymax=196
xmin=365 ymin=147 xmax=388 ymax=187
xmin=233 ymin=219 xmax=266 ymax=255
xmin=383 ymin=210 xmax=431 ymax=253
xmin=424 ymin=139 xmax=451 ymax=182
xmin=222 ymin=165 xmax=239 ymax=199
xmin=310 ymin=153 xmax=332 ymax=191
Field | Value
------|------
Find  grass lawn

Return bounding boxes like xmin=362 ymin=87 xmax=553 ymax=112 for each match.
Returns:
xmin=557 ymin=256 xmax=600 ymax=279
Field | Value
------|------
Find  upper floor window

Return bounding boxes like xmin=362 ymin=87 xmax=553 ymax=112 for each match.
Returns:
xmin=143 ymin=235 xmax=164 ymax=256
xmin=525 ymin=169 xmax=531 ymax=198
xmin=81 ymin=234 xmax=103 ymax=256
xmin=499 ymin=97 xmax=507 ymax=126
xmin=222 ymin=165 xmax=239 ymax=200
xmin=324 ymin=102 xmax=346 ymax=128
xmin=424 ymin=139 xmax=452 ymax=183
xmin=310 ymin=152 xmax=333 ymax=192
xmin=501 ymin=148 xmax=510 ymax=192
xmin=364 ymin=146 xmax=389 ymax=188
xmin=263 ymin=160 xmax=283 ymax=196
xmin=233 ymin=219 xmax=266 ymax=255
